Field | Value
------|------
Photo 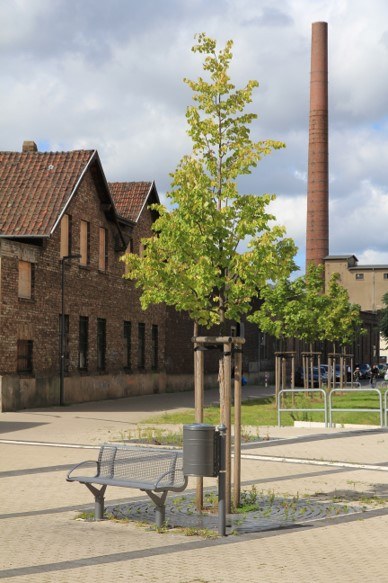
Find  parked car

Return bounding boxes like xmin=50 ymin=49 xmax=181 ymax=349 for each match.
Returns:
xmin=321 ymin=364 xmax=342 ymax=382
xmin=295 ymin=365 xmax=328 ymax=387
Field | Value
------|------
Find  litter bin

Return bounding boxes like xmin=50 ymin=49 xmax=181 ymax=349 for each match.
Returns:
xmin=183 ymin=423 xmax=219 ymax=477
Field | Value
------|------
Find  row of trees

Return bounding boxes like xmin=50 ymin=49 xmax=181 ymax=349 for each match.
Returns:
xmin=251 ymin=264 xmax=364 ymax=352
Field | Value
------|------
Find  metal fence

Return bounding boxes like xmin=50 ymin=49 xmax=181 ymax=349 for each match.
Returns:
xmin=328 ymin=387 xmax=383 ymax=427
xmin=277 ymin=385 xmax=388 ymax=428
xmin=277 ymin=388 xmax=327 ymax=427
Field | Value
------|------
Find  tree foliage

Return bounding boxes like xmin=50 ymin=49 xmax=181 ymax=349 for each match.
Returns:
xmin=322 ymin=272 xmax=364 ymax=347
xmin=249 ymin=264 xmax=364 ymax=348
xmin=123 ymin=34 xmax=297 ymax=328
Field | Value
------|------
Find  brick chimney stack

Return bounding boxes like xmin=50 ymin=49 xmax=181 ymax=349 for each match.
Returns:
xmin=306 ymin=21 xmax=328 ymax=268
xmin=22 ymin=141 xmax=38 ymax=153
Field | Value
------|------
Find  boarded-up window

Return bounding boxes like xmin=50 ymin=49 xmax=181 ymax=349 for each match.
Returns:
xmin=60 ymin=214 xmax=72 ymax=258
xmin=18 ymin=261 xmax=32 ymax=299
xmin=80 ymin=220 xmax=90 ymax=266
xmin=99 ymin=228 xmax=108 ymax=271
xmin=17 ymin=340 xmax=33 ymax=372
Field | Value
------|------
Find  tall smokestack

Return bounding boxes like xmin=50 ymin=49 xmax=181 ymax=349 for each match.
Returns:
xmin=306 ymin=21 xmax=329 ymax=268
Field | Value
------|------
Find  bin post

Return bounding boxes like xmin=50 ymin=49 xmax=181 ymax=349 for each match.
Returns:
xmin=217 ymin=424 xmax=227 ymax=536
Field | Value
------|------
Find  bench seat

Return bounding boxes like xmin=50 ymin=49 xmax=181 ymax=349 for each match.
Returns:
xmin=67 ymin=444 xmax=188 ymax=527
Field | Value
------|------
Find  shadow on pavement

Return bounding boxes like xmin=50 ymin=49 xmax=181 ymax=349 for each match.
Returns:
xmin=0 ymin=421 xmax=48 ymax=434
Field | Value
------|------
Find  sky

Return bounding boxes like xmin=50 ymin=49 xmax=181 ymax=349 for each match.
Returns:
xmin=1 ymin=0 xmax=388 ymax=273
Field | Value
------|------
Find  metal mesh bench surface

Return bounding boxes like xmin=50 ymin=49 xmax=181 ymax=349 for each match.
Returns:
xmin=66 ymin=444 xmax=188 ymax=527
xmin=67 ymin=444 xmax=186 ymax=492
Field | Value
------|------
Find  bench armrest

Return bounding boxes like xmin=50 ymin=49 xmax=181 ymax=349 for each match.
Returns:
xmin=155 ymin=468 xmax=187 ymax=491
xmin=66 ymin=460 xmax=99 ymax=482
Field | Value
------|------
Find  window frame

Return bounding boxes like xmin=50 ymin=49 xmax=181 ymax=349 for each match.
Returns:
xmin=124 ymin=321 xmax=132 ymax=370
xmin=60 ymin=214 xmax=72 ymax=258
xmin=17 ymin=339 xmax=33 ymax=373
xmin=79 ymin=316 xmax=89 ymax=371
xmin=97 ymin=318 xmax=106 ymax=371
xmin=98 ymin=227 xmax=108 ymax=272
xmin=151 ymin=324 xmax=158 ymax=371
xmin=18 ymin=260 xmax=33 ymax=299
xmin=138 ymin=322 xmax=145 ymax=369
xmin=80 ymin=220 xmax=90 ymax=266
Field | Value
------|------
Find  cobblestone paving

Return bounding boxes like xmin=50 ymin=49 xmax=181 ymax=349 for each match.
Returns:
xmin=109 ymin=490 xmax=365 ymax=534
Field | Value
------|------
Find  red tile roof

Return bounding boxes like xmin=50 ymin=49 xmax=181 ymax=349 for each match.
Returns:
xmin=109 ymin=181 xmax=154 ymax=223
xmin=0 ymin=149 xmax=95 ymax=237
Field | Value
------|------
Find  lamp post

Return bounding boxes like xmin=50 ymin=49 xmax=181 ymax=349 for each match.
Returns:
xmin=60 ymin=254 xmax=81 ymax=406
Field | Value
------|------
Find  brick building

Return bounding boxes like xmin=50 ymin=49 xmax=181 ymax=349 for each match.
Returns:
xmin=0 ymin=142 xmax=277 ymax=411
xmin=0 ymin=142 xmax=172 ymax=410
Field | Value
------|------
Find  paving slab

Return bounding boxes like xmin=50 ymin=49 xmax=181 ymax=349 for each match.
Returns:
xmin=1 ymin=387 xmax=388 ymax=581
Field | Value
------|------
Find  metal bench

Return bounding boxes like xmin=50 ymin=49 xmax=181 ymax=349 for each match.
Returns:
xmin=66 ymin=444 xmax=188 ymax=527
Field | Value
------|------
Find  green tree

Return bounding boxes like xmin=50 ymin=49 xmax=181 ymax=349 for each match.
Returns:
xmin=249 ymin=264 xmax=328 ymax=349
xmin=322 ymin=273 xmax=364 ymax=350
xmin=249 ymin=265 xmax=364 ymax=389
xmin=123 ymin=33 xmax=297 ymax=329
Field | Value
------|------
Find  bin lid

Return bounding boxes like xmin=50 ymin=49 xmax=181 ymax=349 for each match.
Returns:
xmin=183 ymin=423 xmax=215 ymax=431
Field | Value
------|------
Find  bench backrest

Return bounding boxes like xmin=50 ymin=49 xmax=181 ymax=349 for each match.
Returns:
xmin=97 ymin=445 xmax=184 ymax=488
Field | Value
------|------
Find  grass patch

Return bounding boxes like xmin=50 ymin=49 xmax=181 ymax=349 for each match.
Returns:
xmin=140 ymin=390 xmax=384 ymax=428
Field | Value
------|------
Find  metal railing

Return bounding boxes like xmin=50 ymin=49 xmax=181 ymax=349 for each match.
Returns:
xmin=328 ymin=387 xmax=383 ymax=427
xmin=277 ymin=384 xmax=388 ymax=428
xmin=278 ymin=388 xmax=328 ymax=427
xmin=384 ymin=388 xmax=388 ymax=427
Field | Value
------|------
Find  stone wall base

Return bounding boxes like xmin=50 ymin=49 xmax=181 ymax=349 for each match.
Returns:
xmin=0 ymin=372 xmax=219 ymax=412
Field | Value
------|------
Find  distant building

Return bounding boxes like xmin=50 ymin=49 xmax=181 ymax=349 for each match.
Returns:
xmin=325 ymin=255 xmax=387 ymax=362
xmin=325 ymin=255 xmax=388 ymax=313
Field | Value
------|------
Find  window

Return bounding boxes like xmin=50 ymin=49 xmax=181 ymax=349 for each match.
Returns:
xmin=138 ymin=323 xmax=145 ymax=369
xmin=355 ymin=273 xmax=364 ymax=280
xmin=384 ymin=273 xmax=388 ymax=280
xmin=124 ymin=321 xmax=131 ymax=369
xmin=98 ymin=227 xmax=108 ymax=271
xmin=60 ymin=214 xmax=72 ymax=258
xmin=17 ymin=340 xmax=33 ymax=373
xmin=79 ymin=316 xmax=88 ymax=370
xmin=151 ymin=325 xmax=158 ymax=370
xmin=18 ymin=261 xmax=33 ymax=299
xmin=124 ymin=239 xmax=134 ymax=275
xmin=97 ymin=318 xmax=106 ymax=370
xmin=59 ymin=314 xmax=70 ymax=372
xmin=80 ymin=220 xmax=90 ymax=266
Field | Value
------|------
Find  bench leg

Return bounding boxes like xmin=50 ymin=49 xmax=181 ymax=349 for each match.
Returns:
xmin=144 ymin=490 xmax=168 ymax=528
xmin=85 ymin=484 xmax=107 ymax=520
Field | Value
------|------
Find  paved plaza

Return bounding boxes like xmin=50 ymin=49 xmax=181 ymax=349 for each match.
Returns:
xmin=1 ymin=386 xmax=388 ymax=582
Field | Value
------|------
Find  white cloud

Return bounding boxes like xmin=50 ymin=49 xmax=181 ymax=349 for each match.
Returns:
xmin=1 ymin=0 xmax=388 ymax=274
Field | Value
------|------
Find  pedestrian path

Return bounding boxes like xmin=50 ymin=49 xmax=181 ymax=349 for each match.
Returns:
xmin=1 ymin=388 xmax=388 ymax=581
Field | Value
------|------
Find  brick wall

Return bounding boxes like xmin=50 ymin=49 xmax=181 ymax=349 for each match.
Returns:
xmin=0 ymin=169 xmax=166 ymax=409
